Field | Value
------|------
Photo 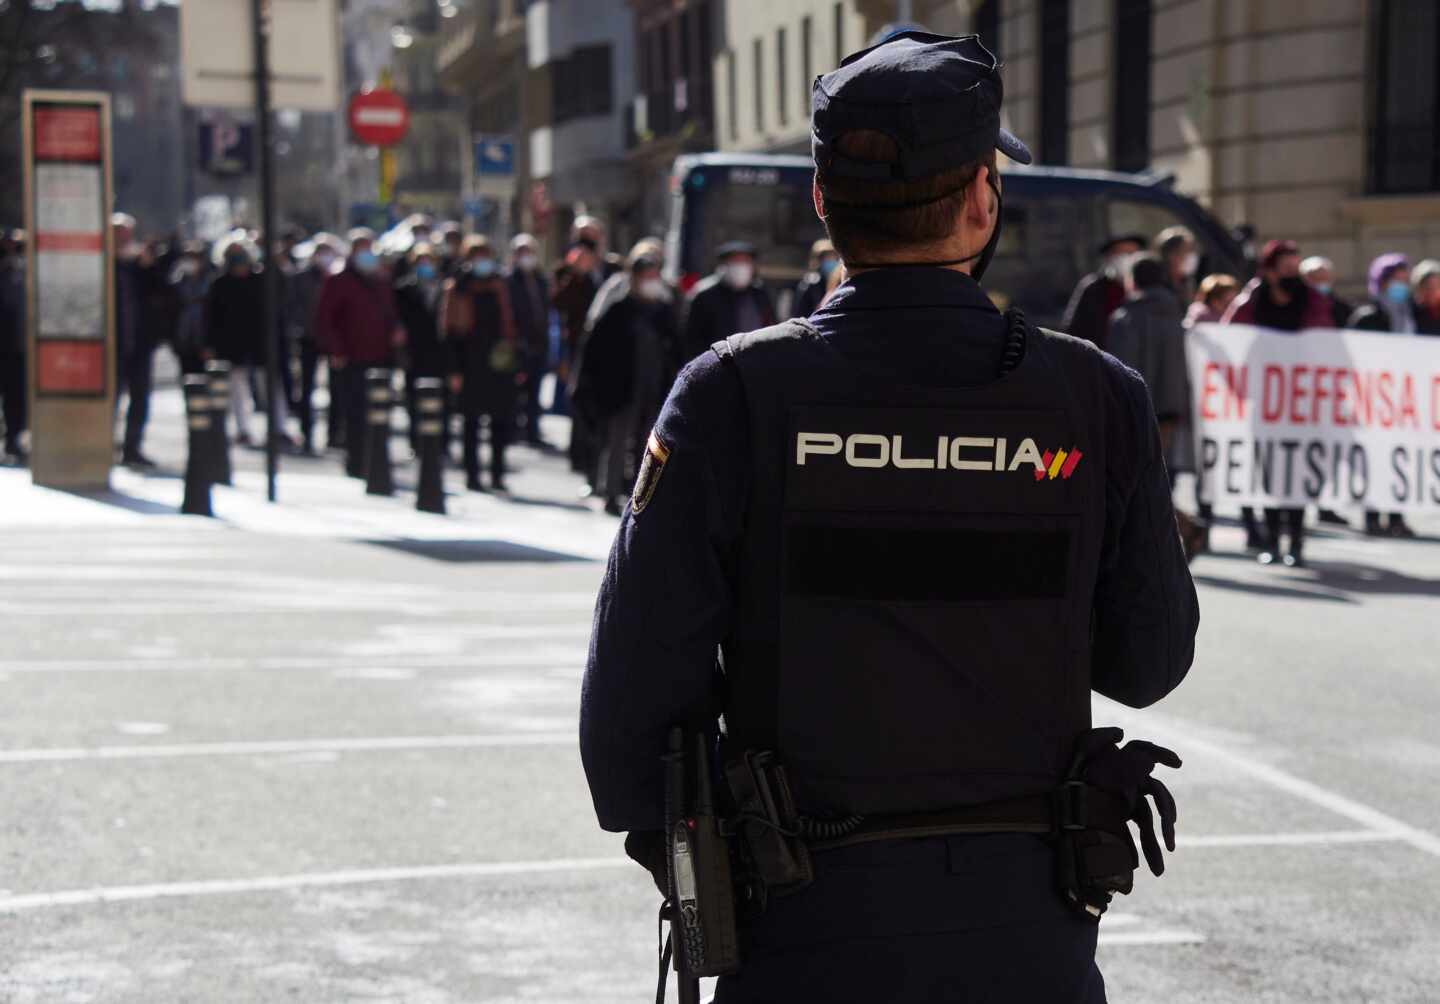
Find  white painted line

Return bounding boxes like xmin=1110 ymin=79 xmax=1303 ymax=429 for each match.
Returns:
xmin=0 ymin=653 xmax=584 ymax=674
xmin=1181 ymin=830 xmax=1405 ymax=849
xmin=0 ymin=732 xmax=576 ymax=764
xmin=1096 ymin=697 xmax=1440 ymax=860
xmin=1099 ymin=929 xmax=1206 ymax=947
xmin=0 ymin=857 xmax=633 ymax=913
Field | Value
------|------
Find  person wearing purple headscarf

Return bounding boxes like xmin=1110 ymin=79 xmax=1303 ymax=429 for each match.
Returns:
xmin=1347 ymin=253 xmax=1418 ymax=539
xmin=1347 ymin=253 xmax=1417 ymax=334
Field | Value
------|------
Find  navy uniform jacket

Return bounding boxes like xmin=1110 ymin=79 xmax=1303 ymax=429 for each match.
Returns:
xmin=582 ymin=267 xmax=1198 ymax=833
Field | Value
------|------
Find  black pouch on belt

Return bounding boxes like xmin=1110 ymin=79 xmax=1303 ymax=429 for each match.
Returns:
xmin=724 ymin=751 xmax=814 ymax=896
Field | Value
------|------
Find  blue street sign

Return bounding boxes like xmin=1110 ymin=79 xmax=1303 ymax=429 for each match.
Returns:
xmin=474 ymin=136 xmax=515 ymax=177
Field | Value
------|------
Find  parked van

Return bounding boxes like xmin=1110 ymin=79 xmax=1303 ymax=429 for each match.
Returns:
xmin=665 ymin=153 xmax=1249 ymax=327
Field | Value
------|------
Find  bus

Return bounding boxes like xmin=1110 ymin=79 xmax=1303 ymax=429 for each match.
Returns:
xmin=665 ymin=153 xmax=1249 ymax=327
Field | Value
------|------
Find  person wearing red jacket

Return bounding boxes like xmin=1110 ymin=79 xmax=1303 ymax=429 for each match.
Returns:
xmin=313 ymin=229 xmax=404 ymax=477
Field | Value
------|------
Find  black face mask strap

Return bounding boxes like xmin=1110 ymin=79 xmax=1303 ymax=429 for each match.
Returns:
xmin=843 ymin=176 xmax=1003 ymax=278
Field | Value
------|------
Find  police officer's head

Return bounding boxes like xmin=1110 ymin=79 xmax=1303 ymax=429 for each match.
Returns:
xmin=810 ymin=32 xmax=1030 ymax=281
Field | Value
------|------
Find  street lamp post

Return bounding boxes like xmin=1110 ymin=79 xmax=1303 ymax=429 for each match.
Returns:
xmin=251 ymin=0 xmax=280 ymax=501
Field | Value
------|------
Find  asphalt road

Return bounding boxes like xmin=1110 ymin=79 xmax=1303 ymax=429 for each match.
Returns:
xmin=1 ymin=384 xmax=1438 ymax=1002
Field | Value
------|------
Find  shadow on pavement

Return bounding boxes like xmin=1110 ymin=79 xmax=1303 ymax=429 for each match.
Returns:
xmin=58 ymin=486 xmax=177 ymax=516
xmin=1193 ymin=558 xmax=1440 ymax=603
xmin=364 ymin=538 xmax=595 ymax=563
xmin=1192 ymin=574 xmax=1355 ymax=605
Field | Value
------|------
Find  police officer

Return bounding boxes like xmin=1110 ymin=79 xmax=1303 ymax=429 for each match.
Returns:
xmin=581 ymin=32 xmax=1199 ymax=1002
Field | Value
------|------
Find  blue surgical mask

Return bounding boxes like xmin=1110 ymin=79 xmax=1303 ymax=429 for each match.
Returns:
xmin=1385 ymin=280 xmax=1410 ymax=304
xmin=818 ymin=257 xmax=839 ymax=278
xmin=470 ymin=258 xmax=496 ymax=279
xmin=1312 ymin=282 xmax=1332 ymax=296
xmin=415 ymin=262 xmax=436 ymax=281
xmin=353 ymin=249 xmax=378 ymax=273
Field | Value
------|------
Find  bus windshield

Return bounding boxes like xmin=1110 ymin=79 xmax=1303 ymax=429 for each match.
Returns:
xmin=674 ymin=164 xmax=825 ymax=288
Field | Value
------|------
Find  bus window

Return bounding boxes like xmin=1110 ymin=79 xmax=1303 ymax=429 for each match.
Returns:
xmin=675 ymin=167 xmax=825 ymax=291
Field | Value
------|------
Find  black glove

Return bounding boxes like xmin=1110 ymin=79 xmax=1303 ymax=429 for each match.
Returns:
xmin=625 ymin=830 xmax=669 ymax=897
xmin=1075 ymin=727 xmax=1181 ymax=876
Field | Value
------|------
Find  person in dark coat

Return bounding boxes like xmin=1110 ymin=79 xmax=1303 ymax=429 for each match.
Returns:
xmin=1299 ymin=256 xmax=1353 ymax=329
xmin=681 ymin=241 xmax=776 ymax=361
xmin=1154 ymin=226 xmax=1198 ymax=306
xmin=507 ymin=233 xmax=552 ymax=446
xmin=112 ymin=214 xmax=162 ymax=467
xmin=0 ymin=229 xmax=26 ymax=462
xmin=1107 ymin=254 xmax=1194 ymax=480
xmin=1347 ymin=253 xmax=1418 ymax=539
xmin=1412 ymin=259 xmax=1440 ymax=335
xmin=285 ymin=235 xmax=338 ymax=453
xmin=1062 ymin=233 xmax=1145 ymax=350
xmin=1221 ymin=239 xmax=1328 ymax=563
xmin=441 ymin=240 xmax=519 ymax=492
xmin=791 ymin=239 xmax=840 ymax=318
xmin=571 ymin=256 xmax=680 ymax=514
xmin=395 ymin=243 xmax=448 ymax=455
xmin=313 ymin=229 xmax=403 ymax=476
xmin=168 ymin=242 xmax=212 ymax=375
xmin=204 ymin=241 xmax=265 ymax=446
xmin=554 ymin=242 xmax=604 ymax=484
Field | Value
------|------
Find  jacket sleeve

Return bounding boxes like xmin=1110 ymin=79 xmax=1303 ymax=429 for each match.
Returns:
xmin=312 ymin=275 xmax=341 ymax=356
xmin=1090 ymin=358 xmax=1199 ymax=708
xmin=1221 ymin=281 xmax=1257 ymax=325
xmin=580 ymin=351 xmax=748 ymax=833
xmin=1346 ymin=304 xmax=1389 ymax=332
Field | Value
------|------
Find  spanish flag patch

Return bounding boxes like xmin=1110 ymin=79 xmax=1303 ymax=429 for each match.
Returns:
xmin=631 ymin=431 xmax=670 ymax=514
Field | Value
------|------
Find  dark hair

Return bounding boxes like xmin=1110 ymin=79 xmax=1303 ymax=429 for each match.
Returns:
xmin=817 ymin=130 xmax=994 ymax=261
xmin=1128 ymin=252 xmax=1168 ymax=290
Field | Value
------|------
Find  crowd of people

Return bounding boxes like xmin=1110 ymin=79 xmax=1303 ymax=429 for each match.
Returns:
xmin=1063 ymin=228 xmax=1440 ymax=565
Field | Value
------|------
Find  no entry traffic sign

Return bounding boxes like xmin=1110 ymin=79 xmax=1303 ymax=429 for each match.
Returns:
xmin=348 ymin=89 xmax=410 ymax=147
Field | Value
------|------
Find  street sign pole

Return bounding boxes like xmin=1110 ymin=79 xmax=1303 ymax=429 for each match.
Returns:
xmin=251 ymin=0 xmax=279 ymax=502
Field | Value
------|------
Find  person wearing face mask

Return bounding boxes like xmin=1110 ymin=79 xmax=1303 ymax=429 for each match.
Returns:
xmin=680 ymin=241 xmax=776 ymax=362
xmin=507 ymin=234 xmax=553 ymax=447
xmin=395 ymin=244 xmax=449 ymax=456
xmin=1062 ymin=232 xmax=1147 ymax=350
xmin=1154 ymin=226 xmax=1199 ymax=305
xmin=791 ymin=239 xmax=842 ymax=318
xmin=1298 ymin=256 xmax=1353 ymax=329
xmin=203 ymin=241 xmax=267 ymax=447
xmin=582 ymin=33 xmax=1197 ymax=1002
xmin=1411 ymin=259 xmax=1440 ymax=336
xmin=169 ymin=242 xmax=213 ymax=375
xmin=1346 ymin=254 xmax=1419 ymax=539
xmin=570 ymin=256 xmax=680 ymax=514
xmin=285 ymin=236 xmax=339 ymax=455
xmin=313 ymin=228 xmax=404 ymax=477
xmin=440 ymin=239 xmax=519 ymax=492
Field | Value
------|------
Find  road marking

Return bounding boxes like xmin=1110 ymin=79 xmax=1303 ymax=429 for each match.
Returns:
xmin=0 ymin=732 xmax=576 ymax=764
xmin=0 ymin=653 xmax=585 ymax=674
xmin=1181 ymin=830 xmax=1405 ymax=849
xmin=1096 ymin=698 xmax=1440 ymax=860
xmin=1099 ymin=929 xmax=1206 ymax=947
xmin=0 ymin=857 xmax=634 ymax=913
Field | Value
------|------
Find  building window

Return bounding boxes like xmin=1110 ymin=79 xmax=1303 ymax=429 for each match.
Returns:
xmin=754 ymin=37 xmax=764 ymax=134
xmin=552 ymin=44 xmax=613 ymax=124
xmin=1371 ymin=0 xmax=1440 ymax=193
xmin=777 ymin=27 xmax=788 ymax=126
xmin=833 ymin=3 xmax=845 ymax=65
xmin=1038 ymin=0 xmax=1068 ymax=164
xmin=801 ymin=15 xmax=814 ymax=107
xmin=1112 ymin=0 xmax=1152 ymax=172
xmin=974 ymin=0 xmax=1000 ymax=57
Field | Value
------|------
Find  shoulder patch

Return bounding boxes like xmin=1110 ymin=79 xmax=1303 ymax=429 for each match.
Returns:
xmin=631 ymin=431 xmax=670 ymax=514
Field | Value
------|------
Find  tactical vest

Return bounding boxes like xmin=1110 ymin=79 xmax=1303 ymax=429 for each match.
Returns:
xmin=714 ymin=313 xmax=1111 ymax=818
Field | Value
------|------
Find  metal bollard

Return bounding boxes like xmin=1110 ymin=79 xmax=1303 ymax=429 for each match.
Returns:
xmin=364 ymin=367 xmax=395 ymax=497
xmin=413 ymin=377 xmax=446 ymax=514
xmin=203 ymin=359 xmax=234 ymax=486
xmin=181 ymin=375 xmax=215 ymax=517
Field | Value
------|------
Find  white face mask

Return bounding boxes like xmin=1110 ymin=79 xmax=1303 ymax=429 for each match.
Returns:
xmin=1180 ymin=251 xmax=1199 ymax=277
xmin=515 ymin=252 xmax=538 ymax=272
xmin=638 ymin=278 xmax=667 ymax=301
xmin=722 ymin=262 xmax=754 ymax=289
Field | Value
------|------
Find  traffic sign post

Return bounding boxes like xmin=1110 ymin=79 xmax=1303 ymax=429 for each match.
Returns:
xmin=348 ymin=89 xmax=410 ymax=147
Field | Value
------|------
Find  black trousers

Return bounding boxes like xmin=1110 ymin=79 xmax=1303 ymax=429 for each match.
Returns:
xmin=522 ymin=352 xmax=546 ymax=442
xmin=1264 ymin=507 xmax=1306 ymax=558
xmin=461 ymin=403 xmax=510 ymax=487
xmin=0 ymin=350 xmax=25 ymax=449
xmin=715 ymin=835 xmax=1106 ymax=1003
xmin=295 ymin=341 xmax=321 ymax=448
xmin=117 ymin=344 xmax=155 ymax=457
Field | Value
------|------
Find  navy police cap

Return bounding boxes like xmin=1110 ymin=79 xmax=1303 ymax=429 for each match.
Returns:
xmin=812 ymin=31 xmax=1033 ymax=181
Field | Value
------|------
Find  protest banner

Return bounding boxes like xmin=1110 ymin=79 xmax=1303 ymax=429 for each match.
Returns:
xmin=1189 ymin=323 xmax=1440 ymax=512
